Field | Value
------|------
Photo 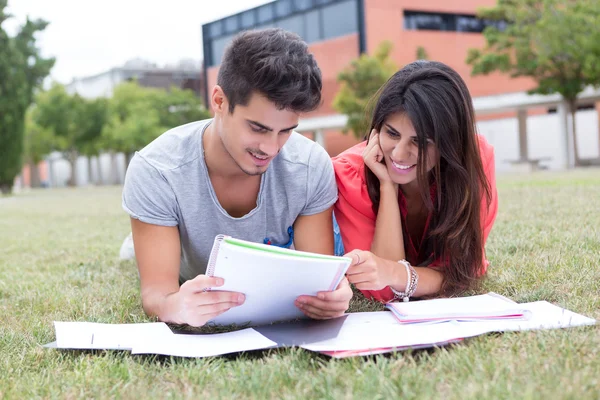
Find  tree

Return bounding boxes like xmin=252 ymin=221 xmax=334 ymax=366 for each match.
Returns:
xmin=0 ymin=1 xmax=54 ymax=193
xmin=102 ymin=81 xmax=211 ymax=176
xmin=416 ymin=46 xmax=429 ymax=60
xmin=466 ymin=0 xmax=600 ymax=165
xmin=333 ymin=41 xmax=397 ymax=139
xmin=77 ymin=98 xmax=108 ymax=185
xmin=23 ymin=108 xmax=57 ymax=187
xmin=34 ymin=84 xmax=106 ymax=186
xmin=101 ymin=82 xmax=165 ymax=179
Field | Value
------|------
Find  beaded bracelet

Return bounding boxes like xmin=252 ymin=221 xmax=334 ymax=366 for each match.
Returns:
xmin=390 ymin=259 xmax=419 ymax=302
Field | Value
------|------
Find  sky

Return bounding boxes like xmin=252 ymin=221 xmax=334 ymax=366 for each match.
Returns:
xmin=4 ymin=0 xmax=272 ymax=84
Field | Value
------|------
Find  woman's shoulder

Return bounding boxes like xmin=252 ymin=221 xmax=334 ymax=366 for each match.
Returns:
xmin=332 ymin=141 xmax=367 ymax=182
xmin=476 ymin=134 xmax=495 ymax=163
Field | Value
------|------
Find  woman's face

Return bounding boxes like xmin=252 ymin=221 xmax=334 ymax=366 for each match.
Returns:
xmin=378 ymin=112 xmax=438 ymax=190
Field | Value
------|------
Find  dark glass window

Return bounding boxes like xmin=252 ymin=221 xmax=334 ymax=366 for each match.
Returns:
xmin=209 ymin=21 xmax=223 ymax=38
xmin=404 ymin=11 xmax=454 ymax=31
xmin=276 ymin=0 xmax=293 ymax=17
xmin=304 ymin=9 xmax=321 ymax=42
xmin=277 ymin=15 xmax=305 ymax=37
xmin=211 ymin=35 xmax=234 ymax=65
xmin=322 ymin=0 xmax=358 ymax=39
xmin=241 ymin=11 xmax=255 ymax=29
xmin=294 ymin=0 xmax=313 ymax=11
xmin=258 ymin=4 xmax=274 ymax=23
xmin=224 ymin=16 xmax=239 ymax=33
xmin=404 ymin=10 xmax=507 ymax=33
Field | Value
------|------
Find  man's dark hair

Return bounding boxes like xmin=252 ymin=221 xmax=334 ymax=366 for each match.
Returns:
xmin=217 ymin=28 xmax=322 ymax=114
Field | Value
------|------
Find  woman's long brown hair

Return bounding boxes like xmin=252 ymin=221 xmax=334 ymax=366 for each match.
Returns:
xmin=365 ymin=60 xmax=492 ymax=296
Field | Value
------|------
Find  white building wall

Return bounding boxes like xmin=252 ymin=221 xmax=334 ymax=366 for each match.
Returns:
xmin=477 ymin=110 xmax=599 ymax=172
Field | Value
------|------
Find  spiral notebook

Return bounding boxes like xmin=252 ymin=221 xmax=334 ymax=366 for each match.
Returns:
xmin=205 ymin=235 xmax=352 ymax=326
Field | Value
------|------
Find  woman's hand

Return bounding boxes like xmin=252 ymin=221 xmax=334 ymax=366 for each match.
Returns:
xmin=344 ymin=249 xmax=404 ymax=291
xmin=362 ymin=130 xmax=393 ymax=184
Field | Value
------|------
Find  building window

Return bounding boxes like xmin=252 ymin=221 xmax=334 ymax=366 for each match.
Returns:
xmin=304 ymin=9 xmax=321 ymax=43
xmin=404 ymin=10 xmax=506 ymax=33
xmin=204 ymin=0 xmax=360 ymax=67
xmin=211 ymin=35 xmax=234 ymax=65
xmin=258 ymin=4 xmax=275 ymax=23
xmin=277 ymin=15 xmax=305 ymax=38
xmin=322 ymin=0 xmax=358 ymax=39
xmin=275 ymin=0 xmax=293 ymax=17
xmin=224 ymin=16 xmax=239 ymax=33
xmin=241 ymin=10 xmax=256 ymax=29
xmin=208 ymin=21 xmax=223 ymax=38
xmin=294 ymin=0 xmax=313 ymax=11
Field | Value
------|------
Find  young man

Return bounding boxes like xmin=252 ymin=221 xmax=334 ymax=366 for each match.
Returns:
xmin=122 ymin=28 xmax=352 ymax=327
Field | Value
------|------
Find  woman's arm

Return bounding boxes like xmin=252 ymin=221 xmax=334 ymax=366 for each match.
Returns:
xmin=370 ymin=182 xmax=405 ymax=261
xmin=345 ymin=250 xmax=444 ymax=300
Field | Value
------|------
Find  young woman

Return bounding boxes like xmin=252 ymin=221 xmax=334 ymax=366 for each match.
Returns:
xmin=333 ymin=60 xmax=498 ymax=302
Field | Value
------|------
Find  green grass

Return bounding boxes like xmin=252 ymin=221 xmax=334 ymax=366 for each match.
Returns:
xmin=1 ymin=169 xmax=599 ymax=399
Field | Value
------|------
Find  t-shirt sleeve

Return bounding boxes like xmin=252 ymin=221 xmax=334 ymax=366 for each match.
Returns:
xmin=122 ymin=153 xmax=179 ymax=226
xmin=300 ymin=144 xmax=338 ymax=216
xmin=480 ymin=142 xmax=499 ymax=274
xmin=333 ymin=156 xmax=376 ymax=253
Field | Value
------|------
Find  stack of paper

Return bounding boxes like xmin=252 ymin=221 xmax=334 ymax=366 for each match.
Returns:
xmin=47 ymin=293 xmax=596 ymax=359
xmin=386 ymin=293 xmax=530 ymax=324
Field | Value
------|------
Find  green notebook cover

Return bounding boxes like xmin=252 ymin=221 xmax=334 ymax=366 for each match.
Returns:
xmin=224 ymin=237 xmax=352 ymax=262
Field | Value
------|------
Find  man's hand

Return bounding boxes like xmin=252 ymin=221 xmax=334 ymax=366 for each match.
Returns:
xmin=294 ymin=277 xmax=352 ymax=319
xmin=167 ymin=274 xmax=245 ymax=327
xmin=345 ymin=250 xmax=403 ymax=291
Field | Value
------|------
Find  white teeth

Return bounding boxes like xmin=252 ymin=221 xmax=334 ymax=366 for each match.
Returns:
xmin=251 ymin=153 xmax=268 ymax=160
xmin=392 ymin=161 xmax=415 ymax=170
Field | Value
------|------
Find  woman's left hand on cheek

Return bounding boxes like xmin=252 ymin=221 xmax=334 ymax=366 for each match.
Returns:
xmin=344 ymin=250 xmax=397 ymax=291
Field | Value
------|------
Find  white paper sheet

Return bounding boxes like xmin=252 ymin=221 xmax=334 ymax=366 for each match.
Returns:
xmin=300 ymin=312 xmax=468 ymax=352
xmin=455 ymin=301 xmax=597 ymax=333
xmin=299 ymin=302 xmax=596 ymax=352
xmin=386 ymin=292 xmax=528 ymax=323
xmin=131 ymin=328 xmax=277 ymax=357
xmin=53 ymin=321 xmax=173 ymax=350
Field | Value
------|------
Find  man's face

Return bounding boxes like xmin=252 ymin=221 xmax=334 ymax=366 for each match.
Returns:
xmin=214 ymin=89 xmax=300 ymax=176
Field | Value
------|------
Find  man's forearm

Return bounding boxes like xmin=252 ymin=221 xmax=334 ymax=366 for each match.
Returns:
xmin=141 ymin=286 xmax=182 ymax=324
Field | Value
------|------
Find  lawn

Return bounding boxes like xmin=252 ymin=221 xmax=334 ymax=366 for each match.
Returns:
xmin=0 ymin=169 xmax=599 ymax=399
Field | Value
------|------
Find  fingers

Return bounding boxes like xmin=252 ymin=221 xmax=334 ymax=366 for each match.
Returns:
xmin=194 ymin=290 xmax=245 ymax=307
xmin=315 ymin=278 xmax=352 ymax=302
xmin=186 ymin=307 xmax=231 ymax=327
xmin=345 ymin=249 xmax=367 ymax=267
xmin=295 ymin=297 xmax=348 ymax=319
xmin=182 ymin=274 xmax=225 ymax=293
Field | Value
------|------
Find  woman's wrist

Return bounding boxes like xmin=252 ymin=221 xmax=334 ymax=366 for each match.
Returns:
xmin=380 ymin=181 xmax=398 ymax=195
xmin=388 ymin=259 xmax=407 ymax=292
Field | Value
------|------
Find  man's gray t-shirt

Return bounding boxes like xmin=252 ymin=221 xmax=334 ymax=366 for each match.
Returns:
xmin=122 ymin=119 xmax=338 ymax=282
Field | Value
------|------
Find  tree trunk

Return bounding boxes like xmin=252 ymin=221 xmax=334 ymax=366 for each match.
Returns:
xmin=29 ymin=160 xmax=42 ymax=188
xmin=124 ymin=152 xmax=134 ymax=175
xmin=96 ymin=155 xmax=104 ymax=185
xmin=67 ymin=150 xmax=79 ymax=187
xmin=48 ymin=159 xmax=55 ymax=188
xmin=87 ymin=156 xmax=95 ymax=185
xmin=109 ymin=151 xmax=119 ymax=185
xmin=0 ymin=183 xmax=12 ymax=195
xmin=568 ymin=99 xmax=581 ymax=166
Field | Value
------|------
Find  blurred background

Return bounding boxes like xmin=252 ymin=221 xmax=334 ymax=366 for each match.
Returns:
xmin=2 ymin=0 xmax=600 ymax=194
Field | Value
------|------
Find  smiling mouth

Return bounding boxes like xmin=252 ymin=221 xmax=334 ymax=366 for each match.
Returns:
xmin=391 ymin=160 xmax=416 ymax=170
xmin=250 ymin=152 xmax=269 ymax=160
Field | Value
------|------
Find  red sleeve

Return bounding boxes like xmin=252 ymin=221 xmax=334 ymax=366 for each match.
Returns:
xmin=332 ymin=143 xmax=375 ymax=253
xmin=332 ymin=144 xmax=395 ymax=303
xmin=479 ymin=135 xmax=499 ymax=274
